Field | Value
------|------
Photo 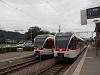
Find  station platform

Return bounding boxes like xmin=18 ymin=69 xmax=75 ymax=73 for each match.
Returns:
xmin=64 ymin=45 xmax=100 ymax=75
xmin=0 ymin=51 xmax=34 ymax=61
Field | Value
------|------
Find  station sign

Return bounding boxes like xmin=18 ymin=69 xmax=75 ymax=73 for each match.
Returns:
xmin=86 ymin=6 xmax=100 ymax=19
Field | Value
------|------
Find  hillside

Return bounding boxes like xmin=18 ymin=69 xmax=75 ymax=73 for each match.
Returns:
xmin=0 ymin=30 xmax=23 ymax=39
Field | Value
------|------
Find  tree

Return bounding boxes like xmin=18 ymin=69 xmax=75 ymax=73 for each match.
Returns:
xmin=0 ymin=30 xmax=23 ymax=40
xmin=39 ymin=30 xmax=50 ymax=34
xmin=23 ymin=26 xmax=50 ymax=42
xmin=2 ymin=36 xmax=7 ymax=44
xmin=51 ymin=32 xmax=55 ymax=35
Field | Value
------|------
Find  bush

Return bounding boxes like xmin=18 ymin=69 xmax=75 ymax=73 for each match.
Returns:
xmin=7 ymin=47 xmax=17 ymax=52
xmin=0 ymin=47 xmax=17 ymax=53
xmin=0 ymin=46 xmax=34 ymax=53
xmin=23 ymin=46 xmax=34 ymax=51
xmin=0 ymin=48 xmax=2 ymax=53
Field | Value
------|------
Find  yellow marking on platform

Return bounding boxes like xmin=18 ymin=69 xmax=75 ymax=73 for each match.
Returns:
xmin=72 ymin=46 xmax=89 ymax=75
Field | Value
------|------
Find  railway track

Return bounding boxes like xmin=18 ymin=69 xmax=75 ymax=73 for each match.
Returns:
xmin=0 ymin=55 xmax=40 ymax=75
xmin=35 ymin=63 xmax=67 ymax=75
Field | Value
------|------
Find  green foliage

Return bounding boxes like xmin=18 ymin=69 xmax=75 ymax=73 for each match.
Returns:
xmin=0 ymin=47 xmax=17 ymax=53
xmin=23 ymin=26 xmax=50 ymax=42
xmin=0 ymin=46 xmax=34 ymax=53
xmin=23 ymin=46 xmax=34 ymax=51
xmin=0 ymin=48 xmax=2 ymax=53
xmin=7 ymin=47 xmax=17 ymax=52
xmin=0 ymin=30 xmax=23 ymax=40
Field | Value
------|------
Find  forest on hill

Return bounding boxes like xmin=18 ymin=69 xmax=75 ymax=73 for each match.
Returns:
xmin=0 ymin=26 xmax=55 ymax=43
xmin=0 ymin=30 xmax=23 ymax=39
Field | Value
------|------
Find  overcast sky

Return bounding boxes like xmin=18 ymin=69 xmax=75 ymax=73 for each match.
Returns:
xmin=0 ymin=0 xmax=100 ymax=37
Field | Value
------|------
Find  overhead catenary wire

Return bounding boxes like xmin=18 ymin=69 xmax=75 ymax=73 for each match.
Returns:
xmin=55 ymin=0 xmax=73 ymax=24
xmin=45 ymin=0 xmax=71 ymax=25
xmin=0 ymin=0 xmax=47 ymax=25
xmin=0 ymin=0 xmax=75 ymax=31
xmin=45 ymin=0 xmax=78 ymax=29
xmin=23 ymin=0 xmax=67 ymax=28
xmin=23 ymin=0 xmax=56 ymax=30
xmin=0 ymin=0 xmax=93 ymax=33
xmin=22 ymin=0 xmax=71 ymax=31
xmin=56 ymin=0 xmax=80 ymax=26
xmin=56 ymin=0 xmax=85 ymax=27
xmin=0 ymin=0 xmax=55 ymax=31
xmin=23 ymin=0 xmax=50 ymax=22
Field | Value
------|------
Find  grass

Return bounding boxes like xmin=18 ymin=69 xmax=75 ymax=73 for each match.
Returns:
xmin=0 ymin=45 xmax=34 ymax=53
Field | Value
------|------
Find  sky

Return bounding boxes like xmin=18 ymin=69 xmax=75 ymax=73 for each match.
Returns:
xmin=0 ymin=0 xmax=100 ymax=38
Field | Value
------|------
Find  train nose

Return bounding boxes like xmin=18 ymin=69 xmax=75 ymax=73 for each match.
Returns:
xmin=34 ymin=47 xmax=43 ymax=50
xmin=56 ymin=48 xmax=66 ymax=51
xmin=56 ymin=48 xmax=60 ymax=51
xmin=62 ymin=48 xmax=66 ymax=51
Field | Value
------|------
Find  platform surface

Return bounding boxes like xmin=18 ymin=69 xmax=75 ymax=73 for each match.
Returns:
xmin=0 ymin=51 xmax=34 ymax=61
xmin=64 ymin=45 xmax=100 ymax=75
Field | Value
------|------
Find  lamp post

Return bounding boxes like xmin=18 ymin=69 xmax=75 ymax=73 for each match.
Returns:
xmin=31 ymin=28 xmax=32 ymax=44
xmin=93 ymin=20 xmax=99 ymax=56
xmin=30 ymin=27 xmax=33 ymax=51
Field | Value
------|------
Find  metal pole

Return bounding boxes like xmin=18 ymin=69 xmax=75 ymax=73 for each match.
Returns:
xmin=31 ymin=28 xmax=32 ymax=51
xmin=95 ymin=23 xmax=98 ymax=56
xmin=59 ymin=25 xmax=60 ymax=32
xmin=31 ymin=28 xmax=32 ymax=42
xmin=93 ymin=20 xmax=99 ymax=56
xmin=92 ymin=32 xmax=93 ymax=39
xmin=40 ymin=53 xmax=42 ymax=62
xmin=7 ymin=61 xmax=9 ymax=74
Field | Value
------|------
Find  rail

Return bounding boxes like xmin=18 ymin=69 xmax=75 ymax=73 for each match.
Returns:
xmin=0 ymin=55 xmax=39 ymax=75
xmin=35 ymin=63 xmax=67 ymax=75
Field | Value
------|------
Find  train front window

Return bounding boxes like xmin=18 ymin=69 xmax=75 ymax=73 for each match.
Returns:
xmin=55 ymin=36 xmax=70 ymax=48
xmin=34 ymin=38 xmax=45 ymax=46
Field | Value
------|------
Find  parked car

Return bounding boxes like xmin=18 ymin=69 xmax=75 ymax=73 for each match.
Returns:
xmin=24 ymin=41 xmax=32 ymax=46
xmin=16 ymin=43 xmax=25 ymax=47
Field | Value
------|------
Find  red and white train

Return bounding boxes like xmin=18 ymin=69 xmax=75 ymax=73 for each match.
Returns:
xmin=34 ymin=34 xmax=54 ymax=57
xmin=54 ymin=32 xmax=87 ymax=61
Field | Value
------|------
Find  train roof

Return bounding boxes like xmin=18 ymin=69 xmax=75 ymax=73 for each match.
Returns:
xmin=56 ymin=32 xmax=84 ymax=41
xmin=36 ymin=34 xmax=54 ymax=38
xmin=56 ymin=32 xmax=73 ymax=36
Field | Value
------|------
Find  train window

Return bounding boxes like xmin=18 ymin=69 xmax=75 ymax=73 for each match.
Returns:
xmin=34 ymin=38 xmax=45 ymax=46
xmin=43 ymin=40 xmax=49 ymax=48
xmin=74 ymin=39 xmax=77 ymax=48
xmin=68 ymin=38 xmax=74 ymax=49
xmin=52 ymin=40 xmax=54 ymax=47
xmin=43 ymin=39 xmax=54 ymax=48
xmin=55 ymin=36 xmax=70 ymax=48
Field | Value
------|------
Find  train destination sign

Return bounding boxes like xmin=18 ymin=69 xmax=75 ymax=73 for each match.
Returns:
xmin=57 ymin=32 xmax=72 ymax=37
xmin=86 ymin=6 xmax=100 ymax=19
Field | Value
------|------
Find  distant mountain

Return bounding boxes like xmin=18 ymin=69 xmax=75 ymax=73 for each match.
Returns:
xmin=0 ymin=30 xmax=23 ymax=39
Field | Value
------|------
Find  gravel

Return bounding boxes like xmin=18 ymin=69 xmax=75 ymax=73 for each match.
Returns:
xmin=7 ymin=58 xmax=56 ymax=75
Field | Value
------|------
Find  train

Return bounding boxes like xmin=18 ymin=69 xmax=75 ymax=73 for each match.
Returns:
xmin=34 ymin=34 xmax=54 ymax=57
xmin=54 ymin=32 xmax=87 ymax=61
